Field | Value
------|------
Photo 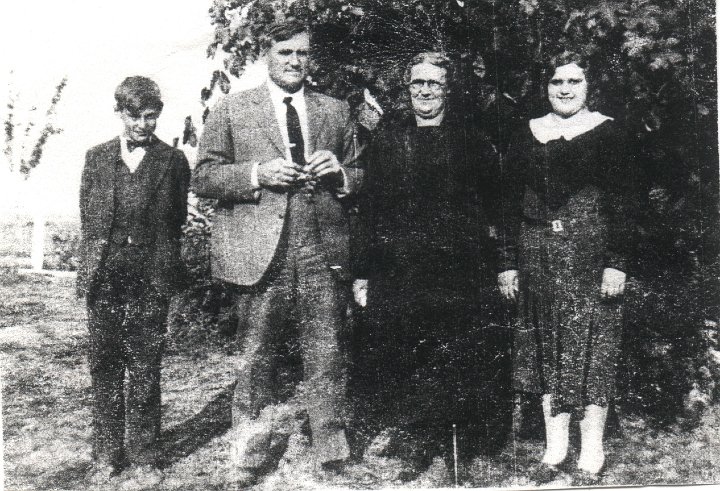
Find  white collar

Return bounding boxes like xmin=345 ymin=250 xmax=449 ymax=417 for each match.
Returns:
xmin=266 ymin=79 xmax=305 ymax=103
xmin=119 ymin=135 xmax=147 ymax=173
xmin=530 ymin=109 xmax=613 ymax=144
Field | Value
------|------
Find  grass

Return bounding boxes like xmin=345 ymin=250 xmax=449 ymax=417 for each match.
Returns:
xmin=1 ymin=270 xmax=719 ymax=490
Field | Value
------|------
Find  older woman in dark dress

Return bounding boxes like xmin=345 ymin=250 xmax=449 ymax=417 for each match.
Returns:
xmin=498 ymin=52 xmax=637 ymax=485
xmin=353 ymin=52 xmax=509 ymax=479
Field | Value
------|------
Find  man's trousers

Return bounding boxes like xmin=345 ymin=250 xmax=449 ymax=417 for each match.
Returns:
xmin=232 ymin=191 xmax=350 ymax=469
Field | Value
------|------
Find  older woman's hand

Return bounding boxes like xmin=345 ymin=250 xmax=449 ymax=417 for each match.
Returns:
xmin=498 ymin=270 xmax=519 ymax=300
xmin=352 ymin=279 xmax=368 ymax=307
xmin=600 ymin=267 xmax=626 ymax=298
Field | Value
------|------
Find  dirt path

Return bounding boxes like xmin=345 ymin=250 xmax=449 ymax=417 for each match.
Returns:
xmin=1 ymin=272 xmax=719 ymax=490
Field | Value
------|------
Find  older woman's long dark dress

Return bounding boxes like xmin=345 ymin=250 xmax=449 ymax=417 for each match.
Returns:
xmin=355 ymin=115 xmax=509 ymax=458
xmin=500 ymin=119 xmax=636 ymax=415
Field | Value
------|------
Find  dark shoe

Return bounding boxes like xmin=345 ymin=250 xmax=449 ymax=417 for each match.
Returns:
xmin=84 ymin=462 xmax=121 ymax=486
xmin=529 ymin=462 xmax=565 ymax=485
xmin=118 ymin=465 xmax=164 ymax=491
xmin=571 ymin=468 xmax=603 ymax=487
xmin=231 ymin=418 xmax=288 ymax=472
xmin=227 ymin=466 xmax=263 ymax=488
xmin=314 ymin=429 xmax=351 ymax=467
xmin=396 ymin=447 xmax=433 ymax=482
xmin=320 ymin=458 xmax=349 ymax=474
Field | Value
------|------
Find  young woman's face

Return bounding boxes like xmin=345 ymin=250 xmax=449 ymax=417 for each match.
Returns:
xmin=548 ymin=63 xmax=587 ymax=117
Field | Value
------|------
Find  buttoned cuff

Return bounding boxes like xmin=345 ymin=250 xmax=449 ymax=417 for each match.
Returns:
xmin=250 ymin=162 xmax=261 ymax=189
xmin=250 ymin=162 xmax=262 ymax=200
xmin=335 ymin=167 xmax=350 ymax=198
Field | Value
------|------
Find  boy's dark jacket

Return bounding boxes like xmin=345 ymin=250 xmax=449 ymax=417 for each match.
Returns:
xmin=77 ymin=137 xmax=190 ymax=298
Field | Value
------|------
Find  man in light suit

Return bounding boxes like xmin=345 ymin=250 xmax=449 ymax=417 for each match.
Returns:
xmin=78 ymin=76 xmax=190 ymax=488
xmin=194 ymin=18 xmax=362 ymax=477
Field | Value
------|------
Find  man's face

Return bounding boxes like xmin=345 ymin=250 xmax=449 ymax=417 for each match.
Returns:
xmin=409 ymin=63 xmax=448 ymax=121
xmin=547 ymin=62 xmax=588 ymax=117
xmin=266 ymin=32 xmax=310 ymax=92
xmin=119 ymin=107 xmax=160 ymax=143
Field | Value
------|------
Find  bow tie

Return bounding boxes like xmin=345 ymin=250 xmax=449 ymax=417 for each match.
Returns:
xmin=126 ymin=139 xmax=151 ymax=152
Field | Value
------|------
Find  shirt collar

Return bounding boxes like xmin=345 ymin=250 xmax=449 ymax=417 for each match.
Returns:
xmin=267 ymin=78 xmax=305 ymax=104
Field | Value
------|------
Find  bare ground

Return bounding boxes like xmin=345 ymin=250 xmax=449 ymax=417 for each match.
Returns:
xmin=1 ymin=271 xmax=719 ymax=490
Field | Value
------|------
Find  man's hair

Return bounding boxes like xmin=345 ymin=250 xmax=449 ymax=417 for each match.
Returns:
xmin=403 ymin=52 xmax=454 ymax=87
xmin=114 ymin=76 xmax=163 ymax=114
xmin=260 ymin=18 xmax=310 ymax=51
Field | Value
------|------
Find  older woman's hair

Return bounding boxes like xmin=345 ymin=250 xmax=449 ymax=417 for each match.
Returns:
xmin=404 ymin=52 xmax=454 ymax=87
xmin=260 ymin=17 xmax=310 ymax=51
xmin=114 ymin=76 xmax=163 ymax=114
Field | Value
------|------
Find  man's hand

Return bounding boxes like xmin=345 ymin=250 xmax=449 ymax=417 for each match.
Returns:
xmin=353 ymin=279 xmax=368 ymax=307
xmin=257 ymin=158 xmax=304 ymax=188
xmin=305 ymin=150 xmax=344 ymax=188
xmin=600 ymin=267 xmax=626 ymax=299
xmin=498 ymin=270 xmax=519 ymax=301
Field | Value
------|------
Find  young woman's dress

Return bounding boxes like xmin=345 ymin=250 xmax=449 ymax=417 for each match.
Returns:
xmin=501 ymin=119 xmax=637 ymax=414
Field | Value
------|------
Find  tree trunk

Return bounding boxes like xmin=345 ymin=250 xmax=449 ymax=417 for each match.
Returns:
xmin=31 ymin=207 xmax=45 ymax=271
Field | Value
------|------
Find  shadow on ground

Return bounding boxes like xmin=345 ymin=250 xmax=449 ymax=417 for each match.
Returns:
xmin=158 ymin=383 xmax=235 ymax=469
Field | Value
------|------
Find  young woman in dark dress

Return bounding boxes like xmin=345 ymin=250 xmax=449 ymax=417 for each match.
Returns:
xmin=498 ymin=52 xmax=637 ymax=485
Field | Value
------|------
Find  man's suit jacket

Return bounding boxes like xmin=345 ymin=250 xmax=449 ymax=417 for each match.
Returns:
xmin=193 ymin=83 xmax=362 ymax=286
xmin=77 ymin=137 xmax=191 ymax=298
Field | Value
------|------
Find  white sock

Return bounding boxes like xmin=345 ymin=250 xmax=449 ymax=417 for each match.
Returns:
xmin=577 ymin=404 xmax=608 ymax=474
xmin=541 ymin=394 xmax=570 ymax=466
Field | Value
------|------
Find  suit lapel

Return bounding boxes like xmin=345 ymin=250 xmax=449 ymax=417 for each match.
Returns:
xmin=251 ymin=84 xmax=286 ymax=157
xmin=305 ymin=91 xmax=326 ymax=155
xmin=100 ymin=137 xmax=120 ymax=210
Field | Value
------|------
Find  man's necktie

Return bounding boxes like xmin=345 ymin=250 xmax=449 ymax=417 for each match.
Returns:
xmin=283 ymin=96 xmax=305 ymax=165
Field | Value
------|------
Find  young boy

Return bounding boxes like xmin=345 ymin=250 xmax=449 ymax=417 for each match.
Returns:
xmin=77 ymin=76 xmax=189 ymax=487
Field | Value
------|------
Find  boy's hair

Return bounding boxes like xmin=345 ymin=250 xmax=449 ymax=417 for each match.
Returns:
xmin=114 ymin=76 xmax=163 ymax=114
xmin=260 ymin=17 xmax=310 ymax=51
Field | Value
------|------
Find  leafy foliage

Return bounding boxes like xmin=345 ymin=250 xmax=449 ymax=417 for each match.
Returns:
xmin=4 ymin=76 xmax=68 ymax=178
xmin=189 ymin=0 xmax=719 ymax=423
xmin=171 ymin=194 xmax=239 ymax=352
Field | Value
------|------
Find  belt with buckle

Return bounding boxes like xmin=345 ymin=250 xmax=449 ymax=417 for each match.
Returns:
xmin=113 ymin=235 xmax=140 ymax=247
xmin=523 ymin=216 xmax=565 ymax=233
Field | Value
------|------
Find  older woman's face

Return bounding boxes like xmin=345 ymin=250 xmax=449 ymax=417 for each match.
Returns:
xmin=548 ymin=63 xmax=587 ymax=117
xmin=409 ymin=63 xmax=448 ymax=120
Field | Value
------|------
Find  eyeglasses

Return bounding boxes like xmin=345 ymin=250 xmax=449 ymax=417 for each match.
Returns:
xmin=409 ymin=79 xmax=446 ymax=93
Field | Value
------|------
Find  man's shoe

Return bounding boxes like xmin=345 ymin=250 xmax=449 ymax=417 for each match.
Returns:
xmin=314 ymin=429 xmax=351 ymax=468
xmin=230 ymin=419 xmax=274 ymax=469
xmin=320 ymin=458 xmax=350 ymax=474
xmin=84 ymin=462 xmax=120 ymax=486
xmin=118 ymin=465 xmax=164 ymax=491
xmin=227 ymin=466 xmax=263 ymax=487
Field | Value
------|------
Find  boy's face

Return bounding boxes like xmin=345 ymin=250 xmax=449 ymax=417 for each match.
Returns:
xmin=119 ymin=107 xmax=160 ymax=143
